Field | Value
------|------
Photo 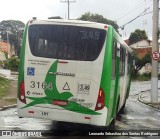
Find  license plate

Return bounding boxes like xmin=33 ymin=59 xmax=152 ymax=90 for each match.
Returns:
xmin=53 ymin=100 xmax=68 ymax=106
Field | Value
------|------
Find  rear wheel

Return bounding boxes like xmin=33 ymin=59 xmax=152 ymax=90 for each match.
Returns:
xmin=119 ymin=101 xmax=126 ymax=114
xmin=109 ymin=116 xmax=116 ymax=130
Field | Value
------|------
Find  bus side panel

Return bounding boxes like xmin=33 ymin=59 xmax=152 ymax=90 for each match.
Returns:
xmin=99 ymin=26 xmax=114 ymax=126
xmin=17 ymin=23 xmax=28 ymax=101
xmin=105 ymin=29 xmax=120 ymax=126
xmin=126 ymin=59 xmax=133 ymax=99
xmin=111 ymin=56 xmax=120 ymax=118
xmin=119 ymin=51 xmax=130 ymax=110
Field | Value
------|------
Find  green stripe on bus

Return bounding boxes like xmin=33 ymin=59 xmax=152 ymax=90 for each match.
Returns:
xmin=17 ymin=22 xmax=29 ymax=98
xmin=100 ymin=26 xmax=112 ymax=107
xmin=100 ymin=26 xmax=113 ymax=125
xmin=111 ymin=56 xmax=120 ymax=118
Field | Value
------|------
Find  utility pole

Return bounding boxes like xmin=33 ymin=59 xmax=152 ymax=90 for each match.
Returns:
xmin=6 ymin=27 xmax=10 ymax=58
xmin=151 ymin=0 xmax=159 ymax=103
xmin=60 ymin=0 xmax=76 ymax=19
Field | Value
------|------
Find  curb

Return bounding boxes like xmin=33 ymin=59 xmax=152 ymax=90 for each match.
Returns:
xmin=0 ymin=104 xmax=17 ymax=111
xmin=138 ymin=90 xmax=150 ymax=105
xmin=138 ymin=90 xmax=160 ymax=110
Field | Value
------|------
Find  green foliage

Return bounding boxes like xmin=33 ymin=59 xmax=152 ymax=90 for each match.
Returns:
xmin=132 ymin=72 xmax=151 ymax=81
xmin=132 ymin=52 xmax=151 ymax=77
xmin=78 ymin=12 xmax=119 ymax=32
xmin=4 ymin=57 xmax=19 ymax=71
xmin=132 ymin=72 xmax=160 ymax=81
xmin=0 ymin=76 xmax=10 ymax=98
xmin=0 ymin=20 xmax=25 ymax=57
xmin=129 ymin=29 xmax=148 ymax=44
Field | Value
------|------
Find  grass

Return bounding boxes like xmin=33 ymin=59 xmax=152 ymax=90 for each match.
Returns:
xmin=0 ymin=76 xmax=10 ymax=98
xmin=6 ymin=98 xmax=17 ymax=103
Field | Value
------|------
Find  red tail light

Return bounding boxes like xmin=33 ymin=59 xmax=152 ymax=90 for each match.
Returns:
xmin=95 ymin=88 xmax=105 ymax=111
xmin=19 ymin=81 xmax=26 ymax=104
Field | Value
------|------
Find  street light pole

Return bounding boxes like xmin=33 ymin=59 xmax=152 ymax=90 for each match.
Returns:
xmin=68 ymin=0 xmax=70 ymax=20
xmin=60 ymin=0 xmax=76 ymax=19
xmin=151 ymin=0 xmax=159 ymax=103
xmin=6 ymin=27 xmax=10 ymax=58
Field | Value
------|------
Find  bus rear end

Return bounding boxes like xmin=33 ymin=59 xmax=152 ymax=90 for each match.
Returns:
xmin=17 ymin=20 xmax=108 ymax=126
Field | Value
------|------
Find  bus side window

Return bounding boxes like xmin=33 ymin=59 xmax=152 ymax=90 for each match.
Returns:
xmin=112 ymin=41 xmax=117 ymax=78
xmin=117 ymin=44 xmax=120 ymax=57
xmin=120 ymin=46 xmax=125 ymax=76
xmin=127 ymin=53 xmax=131 ymax=75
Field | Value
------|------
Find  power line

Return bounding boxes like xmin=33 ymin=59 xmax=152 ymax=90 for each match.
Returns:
xmin=141 ymin=11 xmax=153 ymax=16
xmin=116 ymin=0 xmax=152 ymax=22
xmin=119 ymin=7 xmax=150 ymax=30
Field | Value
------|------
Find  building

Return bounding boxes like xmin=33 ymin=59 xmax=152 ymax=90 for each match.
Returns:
xmin=129 ymin=39 xmax=152 ymax=59
xmin=0 ymin=41 xmax=15 ymax=58
xmin=0 ymin=51 xmax=6 ymax=61
xmin=129 ymin=39 xmax=160 ymax=74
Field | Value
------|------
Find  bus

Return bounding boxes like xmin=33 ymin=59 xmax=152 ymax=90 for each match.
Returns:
xmin=17 ymin=19 xmax=134 ymax=127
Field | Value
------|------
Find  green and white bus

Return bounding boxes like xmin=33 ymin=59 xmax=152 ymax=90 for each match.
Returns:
xmin=17 ymin=19 xmax=133 ymax=127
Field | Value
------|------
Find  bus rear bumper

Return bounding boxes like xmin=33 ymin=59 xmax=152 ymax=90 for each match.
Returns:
xmin=17 ymin=103 xmax=108 ymax=126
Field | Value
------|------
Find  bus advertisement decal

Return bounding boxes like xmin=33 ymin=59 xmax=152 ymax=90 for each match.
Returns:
xmin=21 ymin=60 xmax=101 ymax=115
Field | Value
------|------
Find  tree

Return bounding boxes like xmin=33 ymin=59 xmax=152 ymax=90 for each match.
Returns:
xmin=132 ymin=52 xmax=151 ymax=76
xmin=78 ymin=12 xmax=119 ymax=32
xmin=129 ymin=29 xmax=148 ymax=44
xmin=0 ymin=20 xmax=25 ymax=57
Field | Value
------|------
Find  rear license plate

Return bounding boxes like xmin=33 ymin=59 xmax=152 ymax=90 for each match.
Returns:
xmin=53 ymin=100 xmax=68 ymax=106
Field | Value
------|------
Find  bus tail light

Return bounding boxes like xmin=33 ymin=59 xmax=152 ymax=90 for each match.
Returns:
xmin=19 ymin=81 xmax=26 ymax=104
xmin=95 ymin=88 xmax=105 ymax=111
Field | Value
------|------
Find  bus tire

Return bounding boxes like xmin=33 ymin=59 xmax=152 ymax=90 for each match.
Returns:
xmin=109 ymin=118 xmax=115 ymax=130
xmin=19 ymin=117 xmax=24 ymax=118
xmin=119 ymin=101 xmax=126 ymax=114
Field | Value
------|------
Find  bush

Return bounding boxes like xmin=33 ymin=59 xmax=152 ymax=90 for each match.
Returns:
xmin=4 ymin=57 xmax=19 ymax=71
xmin=132 ymin=72 xmax=151 ymax=81
xmin=0 ymin=61 xmax=4 ymax=68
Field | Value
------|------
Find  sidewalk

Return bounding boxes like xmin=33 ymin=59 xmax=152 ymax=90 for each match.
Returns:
xmin=0 ymin=80 xmax=17 ymax=110
xmin=138 ymin=89 xmax=160 ymax=109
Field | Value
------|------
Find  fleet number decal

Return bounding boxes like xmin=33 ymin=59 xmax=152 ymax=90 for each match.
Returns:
xmin=30 ymin=81 xmax=53 ymax=90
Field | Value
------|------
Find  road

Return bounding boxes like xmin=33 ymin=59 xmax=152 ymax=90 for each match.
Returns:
xmin=0 ymin=81 xmax=160 ymax=138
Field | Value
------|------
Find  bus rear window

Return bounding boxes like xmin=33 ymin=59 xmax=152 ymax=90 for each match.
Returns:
xmin=28 ymin=25 xmax=106 ymax=61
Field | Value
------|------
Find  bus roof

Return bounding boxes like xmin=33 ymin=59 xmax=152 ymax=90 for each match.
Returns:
xmin=113 ymin=28 xmax=134 ymax=55
xmin=29 ymin=19 xmax=109 ymax=29
xmin=28 ymin=18 xmax=133 ymax=55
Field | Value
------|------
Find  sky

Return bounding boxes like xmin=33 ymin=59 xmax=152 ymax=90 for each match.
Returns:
xmin=0 ymin=0 xmax=155 ymax=39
